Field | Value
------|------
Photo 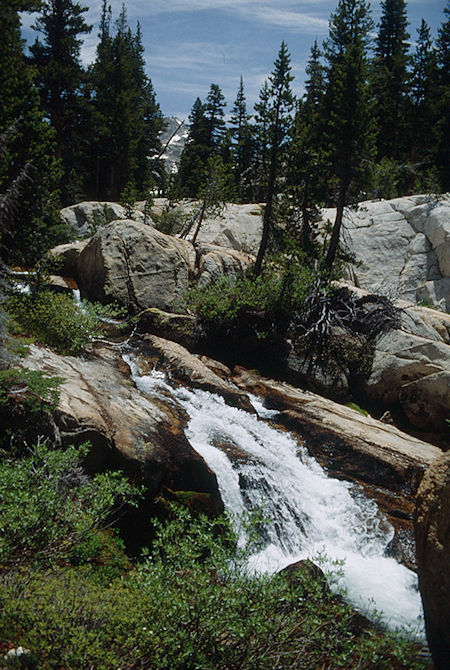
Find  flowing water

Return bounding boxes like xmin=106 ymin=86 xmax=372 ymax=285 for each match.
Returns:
xmin=125 ymin=354 xmax=424 ymax=637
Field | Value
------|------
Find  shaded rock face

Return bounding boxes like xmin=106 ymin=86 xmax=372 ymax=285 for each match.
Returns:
xmin=61 ymin=201 xmax=145 ymax=237
xmin=414 ymin=452 xmax=450 ymax=669
xmin=320 ymin=194 xmax=450 ymax=309
xmin=77 ymin=220 xmax=196 ymax=313
xmin=22 ymin=344 xmax=223 ymax=517
xmin=49 ymin=240 xmax=88 ymax=277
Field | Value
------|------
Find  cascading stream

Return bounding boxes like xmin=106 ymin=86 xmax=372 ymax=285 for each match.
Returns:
xmin=125 ymin=355 xmax=424 ymax=637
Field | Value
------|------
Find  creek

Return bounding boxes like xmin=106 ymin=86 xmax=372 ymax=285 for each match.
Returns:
xmin=125 ymin=354 xmax=424 ymax=637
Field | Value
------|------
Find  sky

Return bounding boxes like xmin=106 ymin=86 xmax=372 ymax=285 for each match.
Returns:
xmin=20 ymin=0 xmax=448 ymax=120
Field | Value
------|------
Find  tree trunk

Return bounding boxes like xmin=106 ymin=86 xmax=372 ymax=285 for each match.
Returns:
xmin=322 ymin=179 xmax=348 ymax=271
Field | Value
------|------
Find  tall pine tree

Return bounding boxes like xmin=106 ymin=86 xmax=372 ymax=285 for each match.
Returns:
xmin=230 ymin=77 xmax=253 ymax=202
xmin=370 ymin=0 xmax=410 ymax=161
xmin=254 ymin=42 xmax=294 ymax=276
xmin=322 ymin=0 xmax=375 ymax=270
xmin=29 ymin=0 xmax=91 ymax=203
xmin=435 ymin=2 xmax=450 ymax=190
xmin=0 ymin=0 xmax=65 ymax=265
xmin=87 ymin=2 xmax=163 ymax=201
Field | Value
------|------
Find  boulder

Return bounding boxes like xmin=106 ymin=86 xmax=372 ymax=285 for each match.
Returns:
xmin=232 ymin=366 xmax=441 ymax=496
xmin=60 ymin=201 xmax=145 ymax=237
xmin=22 ymin=343 xmax=222 ymax=513
xmin=190 ymin=203 xmax=263 ymax=254
xmin=322 ymin=194 xmax=450 ymax=309
xmin=196 ymin=243 xmax=254 ymax=286
xmin=49 ymin=240 xmax=88 ymax=277
xmin=77 ymin=220 xmax=196 ymax=313
xmin=141 ymin=335 xmax=255 ymax=413
xmin=138 ymin=307 xmax=200 ymax=349
xmin=366 ymin=328 xmax=450 ymax=436
xmin=146 ymin=200 xmax=263 ymax=254
xmin=414 ymin=452 xmax=450 ymax=669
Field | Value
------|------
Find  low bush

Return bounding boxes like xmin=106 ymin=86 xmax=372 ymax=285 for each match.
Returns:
xmin=6 ymin=289 xmax=127 ymax=355
xmin=0 ymin=442 xmax=141 ymax=571
xmin=0 ymin=504 xmax=428 ymax=669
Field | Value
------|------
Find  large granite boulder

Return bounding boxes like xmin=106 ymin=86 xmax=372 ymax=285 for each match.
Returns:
xmin=366 ymin=307 xmax=450 ymax=438
xmin=196 ymin=243 xmax=254 ymax=286
xmin=146 ymin=200 xmax=263 ymax=254
xmin=61 ymin=201 xmax=146 ymax=237
xmin=321 ymin=194 xmax=450 ymax=309
xmin=22 ymin=344 xmax=222 ymax=513
xmin=77 ymin=220 xmax=196 ymax=313
xmin=414 ymin=452 xmax=450 ymax=669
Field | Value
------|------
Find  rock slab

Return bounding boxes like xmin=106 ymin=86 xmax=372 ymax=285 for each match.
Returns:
xmin=414 ymin=452 xmax=450 ymax=669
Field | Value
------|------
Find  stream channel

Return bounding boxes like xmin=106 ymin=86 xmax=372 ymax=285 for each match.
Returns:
xmin=124 ymin=352 xmax=425 ymax=638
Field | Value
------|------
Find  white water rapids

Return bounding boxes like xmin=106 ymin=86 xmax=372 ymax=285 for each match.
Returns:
xmin=125 ymin=355 xmax=424 ymax=637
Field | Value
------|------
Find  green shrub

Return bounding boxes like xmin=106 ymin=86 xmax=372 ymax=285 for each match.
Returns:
xmin=0 ymin=507 xmax=428 ymax=669
xmin=0 ymin=442 xmax=141 ymax=571
xmin=6 ymin=289 xmax=127 ymax=355
xmin=187 ymin=257 xmax=316 ymax=340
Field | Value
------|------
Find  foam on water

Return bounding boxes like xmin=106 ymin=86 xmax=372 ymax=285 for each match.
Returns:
xmin=126 ymin=356 xmax=424 ymax=636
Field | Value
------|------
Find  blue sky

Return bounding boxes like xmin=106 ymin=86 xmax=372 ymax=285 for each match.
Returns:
xmin=21 ymin=1 xmax=447 ymax=119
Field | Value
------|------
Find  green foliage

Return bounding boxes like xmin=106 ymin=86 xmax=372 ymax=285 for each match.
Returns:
xmin=0 ymin=507 xmax=427 ymax=669
xmin=120 ymin=181 xmax=138 ymax=218
xmin=346 ymin=402 xmax=370 ymax=416
xmin=0 ymin=442 xmax=140 ymax=570
xmin=0 ymin=367 xmax=62 ymax=411
xmin=187 ymin=254 xmax=316 ymax=340
xmin=0 ymin=3 xmax=68 ymax=266
xmin=6 ymin=289 xmax=127 ymax=355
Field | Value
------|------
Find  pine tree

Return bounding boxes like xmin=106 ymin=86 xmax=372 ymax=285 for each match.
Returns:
xmin=178 ymin=97 xmax=210 ymax=197
xmin=29 ymin=0 xmax=91 ymax=203
xmin=252 ymin=80 xmax=271 ymax=201
xmin=370 ymin=0 xmax=410 ymax=160
xmin=408 ymin=19 xmax=438 ymax=180
xmin=204 ymin=83 xmax=226 ymax=150
xmin=230 ymin=77 xmax=253 ymax=202
xmin=282 ymin=40 xmax=328 ymax=253
xmin=254 ymin=41 xmax=294 ymax=276
xmin=435 ymin=2 xmax=450 ymax=190
xmin=87 ymin=2 xmax=163 ymax=201
xmin=0 ymin=0 xmax=65 ymax=265
xmin=322 ymin=0 xmax=375 ymax=270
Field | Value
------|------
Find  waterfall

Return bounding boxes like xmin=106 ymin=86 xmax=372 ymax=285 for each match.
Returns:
xmin=125 ymin=355 xmax=424 ymax=637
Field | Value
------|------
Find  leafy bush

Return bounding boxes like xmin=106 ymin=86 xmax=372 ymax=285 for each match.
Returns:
xmin=0 ymin=442 xmax=141 ymax=570
xmin=0 ymin=507 xmax=427 ymax=669
xmin=187 ymin=254 xmax=317 ymax=340
xmin=6 ymin=289 xmax=127 ymax=355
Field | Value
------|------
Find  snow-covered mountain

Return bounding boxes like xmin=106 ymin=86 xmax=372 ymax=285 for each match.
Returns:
xmin=159 ymin=117 xmax=189 ymax=173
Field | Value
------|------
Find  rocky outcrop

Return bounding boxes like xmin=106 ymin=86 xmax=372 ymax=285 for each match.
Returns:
xmin=77 ymin=220 xmax=196 ymax=313
xmin=140 ymin=335 xmax=254 ymax=413
xmin=146 ymin=200 xmax=263 ymax=254
xmin=196 ymin=243 xmax=254 ymax=286
xmin=61 ymin=201 xmax=145 ymax=237
xmin=232 ymin=366 xmax=441 ymax=496
xmin=138 ymin=308 xmax=200 ymax=349
xmin=365 ymin=302 xmax=450 ymax=440
xmin=22 ymin=344 xmax=222 ymax=513
xmin=321 ymin=194 xmax=450 ymax=309
xmin=49 ymin=240 xmax=88 ymax=277
xmin=414 ymin=452 xmax=450 ymax=669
